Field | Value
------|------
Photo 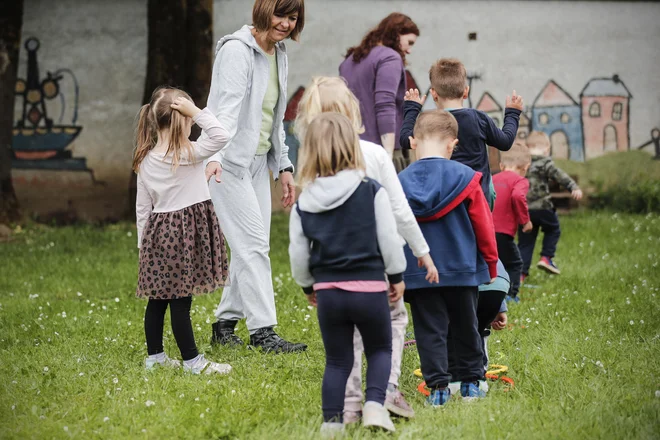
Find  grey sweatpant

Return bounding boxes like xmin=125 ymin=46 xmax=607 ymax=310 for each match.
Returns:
xmin=210 ymin=155 xmax=277 ymax=333
xmin=344 ymin=297 xmax=408 ymax=412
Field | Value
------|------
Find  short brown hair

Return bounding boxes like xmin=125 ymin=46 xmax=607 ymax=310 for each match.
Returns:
xmin=429 ymin=58 xmax=467 ymax=100
xmin=252 ymin=0 xmax=305 ymax=41
xmin=500 ymin=142 xmax=532 ymax=168
xmin=526 ymin=131 xmax=550 ymax=149
xmin=413 ymin=110 xmax=458 ymax=141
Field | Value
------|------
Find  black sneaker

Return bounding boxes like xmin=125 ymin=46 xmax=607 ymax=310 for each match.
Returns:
xmin=248 ymin=327 xmax=307 ymax=353
xmin=210 ymin=320 xmax=244 ymax=346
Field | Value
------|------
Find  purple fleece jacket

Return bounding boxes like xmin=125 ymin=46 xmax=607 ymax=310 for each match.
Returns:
xmin=339 ymin=46 xmax=406 ymax=150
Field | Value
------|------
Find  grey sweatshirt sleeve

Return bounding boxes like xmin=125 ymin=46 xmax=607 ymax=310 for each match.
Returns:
xmin=374 ymin=188 xmax=408 ymax=283
xmin=288 ymin=205 xmax=315 ymax=293
xmin=206 ymin=41 xmax=251 ymax=164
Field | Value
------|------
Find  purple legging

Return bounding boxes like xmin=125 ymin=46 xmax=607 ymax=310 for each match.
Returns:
xmin=316 ymin=289 xmax=392 ymax=422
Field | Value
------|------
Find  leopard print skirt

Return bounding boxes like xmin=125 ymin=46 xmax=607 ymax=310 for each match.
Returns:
xmin=136 ymin=200 xmax=229 ymax=300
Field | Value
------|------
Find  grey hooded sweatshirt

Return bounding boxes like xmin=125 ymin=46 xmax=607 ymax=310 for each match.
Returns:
xmin=206 ymin=25 xmax=293 ymax=179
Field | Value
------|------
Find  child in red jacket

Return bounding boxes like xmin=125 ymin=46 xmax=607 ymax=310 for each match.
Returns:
xmin=492 ymin=143 xmax=533 ymax=301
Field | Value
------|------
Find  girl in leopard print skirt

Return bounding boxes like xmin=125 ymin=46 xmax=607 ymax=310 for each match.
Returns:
xmin=133 ymin=87 xmax=231 ymax=374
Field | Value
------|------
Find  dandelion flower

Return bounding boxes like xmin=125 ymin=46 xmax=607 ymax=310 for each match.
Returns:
xmin=103 ymin=417 xmax=109 ymax=422
xmin=114 ymin=298 xmax=120 ymax=303
xmin=43 ymin=367 xmax=49 ymax=372
xmin=145 ymin=400 xmax=155 ymax=407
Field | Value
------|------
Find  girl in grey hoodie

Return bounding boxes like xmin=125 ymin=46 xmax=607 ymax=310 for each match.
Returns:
xmin=205 ymin=0 xmax=306 ymax=353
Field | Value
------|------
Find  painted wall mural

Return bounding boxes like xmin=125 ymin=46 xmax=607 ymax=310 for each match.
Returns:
xmin=12 ymin=37 xmax=92 ymax=175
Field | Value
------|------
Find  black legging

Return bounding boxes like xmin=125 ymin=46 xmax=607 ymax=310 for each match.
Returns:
xmin=144 ymin=297 xmax=198 ymax=361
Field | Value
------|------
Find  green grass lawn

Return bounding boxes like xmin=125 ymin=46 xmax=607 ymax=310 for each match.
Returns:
xmin=1 ymin=212 xmax=659 ymax=439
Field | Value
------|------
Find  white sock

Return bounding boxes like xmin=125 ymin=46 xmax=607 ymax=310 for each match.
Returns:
xmin=148 ymin=352 xmax=166 ymax=363
xmin=184 ymin=354 xmax=203 ymax=367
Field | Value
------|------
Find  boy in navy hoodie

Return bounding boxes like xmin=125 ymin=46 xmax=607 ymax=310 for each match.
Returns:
xmin=398 ymin=110 xmax=499 ymax=405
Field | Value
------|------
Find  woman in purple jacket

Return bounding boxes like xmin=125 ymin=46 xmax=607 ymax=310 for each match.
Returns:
xmin=339 ymin=13 xmax=419 ymax=172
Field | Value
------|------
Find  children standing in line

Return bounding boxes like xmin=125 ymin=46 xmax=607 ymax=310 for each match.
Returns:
xmin=294 ymin=76 xmax=438 ymax=423
xmin=492 ymin=143 xmax=533 ymax=300
xmin=289 ymin=113 xmax=407 ymax=435
xmin=134 ymin=87 xmax=232 ymax=374
xmin=399 ymin=110 xmax=498 ymax=405
xmin=400 ymin=58 xmax=523 ymax=207
xmin=519 ymin=131 xmax=583 ymax=279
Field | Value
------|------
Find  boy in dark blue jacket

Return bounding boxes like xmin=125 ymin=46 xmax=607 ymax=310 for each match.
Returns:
xmin=400 ymin=58 xmax=522 ymax=207
xmin=398 ymin=110 xmax=499 ymax=405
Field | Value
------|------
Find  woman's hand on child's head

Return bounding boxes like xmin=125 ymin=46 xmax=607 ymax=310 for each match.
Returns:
xmin=572 ymin=188 xmax=583 ymax=201
xmin=171 ymin=97 xmax=201 ymax=118
xmin=491 ymin=312 xmax=507 ymax=330
xmin=389 ymin=281 xmax=405 ymax=303
xmin=305 ymin=292 xmax=317 ymax=307
xmin=404 ymin=88 xmax=426 ymax=106
xmin=522 ymin=221 xmax=533 ymax=233
xmin=418 ymin=254 xmax=439 ymax=284
xmin=505 ymin=90 xmax=524 ymax=111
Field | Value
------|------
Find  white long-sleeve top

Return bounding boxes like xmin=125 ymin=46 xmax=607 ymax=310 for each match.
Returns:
xmin=135 ymin=109 xmax=230 ymax=248
xmin=360 ymin=140 xmax=430 ymax=258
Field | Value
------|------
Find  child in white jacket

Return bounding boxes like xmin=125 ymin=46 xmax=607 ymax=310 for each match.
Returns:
xmin=295 ymin=77 xmax=439 ymax=421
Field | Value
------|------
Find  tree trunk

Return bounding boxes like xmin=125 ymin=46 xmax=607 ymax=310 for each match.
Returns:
xmin=128 ymin=0 xmax=214 ymax=219
xmin=0 ymin=0 xmax=24 ymax=223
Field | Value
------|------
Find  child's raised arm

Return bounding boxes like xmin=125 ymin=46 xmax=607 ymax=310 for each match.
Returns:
xmin=399 ymin=91 xmax=424 ymax=150
xmin=480 ymin=91 xmax=522 ymax=151
xmin=189 ymin=108 xmax=231 ymax=160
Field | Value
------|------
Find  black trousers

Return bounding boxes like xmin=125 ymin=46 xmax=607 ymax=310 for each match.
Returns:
xmin=144 ymin=297 xmax=198 ymax=361
xmin=496 ymin=232 xmax=523 ymax=297
xmin=518 ymin=209 xmax=561 ymax=275
xmin=316 ymin=289 xmax=391 ymax=422
xmin=408 ymin=286 xmax=483 ymax=388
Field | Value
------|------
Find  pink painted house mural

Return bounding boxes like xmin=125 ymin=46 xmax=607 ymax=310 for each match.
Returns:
xmin=580 ymin=75 xmax=632 ymax=160
xmin=476 ymin=92 xmax=502 ymax=126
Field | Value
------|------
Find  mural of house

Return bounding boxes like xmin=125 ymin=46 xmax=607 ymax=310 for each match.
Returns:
xmin=532 ymin=80 xmax=584 ymax=161
xmin=517 ymin=111 xmax=532 ymax=141
xmin=580 ymin=75 xmax=632 ymax=160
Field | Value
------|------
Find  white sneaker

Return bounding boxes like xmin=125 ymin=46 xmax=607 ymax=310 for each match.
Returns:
xmin=363 ymin=401 xmax=395 ymax=432
xmin=320 ymin=422 xmax=345 ymax=438
xmin=145 ymin=353 xmax=181 ymax=370
xmin=183 ymin=354 xmax=232 ymax=375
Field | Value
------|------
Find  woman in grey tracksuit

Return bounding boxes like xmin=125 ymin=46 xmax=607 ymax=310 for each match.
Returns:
xmin=205 ymin=0 xmax=306 ymax=353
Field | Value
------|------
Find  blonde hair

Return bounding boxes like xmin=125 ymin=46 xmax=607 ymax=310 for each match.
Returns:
xmin=294 ymin=76 xmax=364 ymax=142
xmin=413 ymin=110 xmax=458 ymax=141
xmin=429 ymin=58 xmax=467 ymax=100
xmin=132 ymin=87 xmax=194 ymax=172
xmin=296 ymin=113 xmax=365 ymax=187
xmin=526 ymin=131 xmax=551 ymax=153
xmin=500 ymin=142 xmax=532 ymax=168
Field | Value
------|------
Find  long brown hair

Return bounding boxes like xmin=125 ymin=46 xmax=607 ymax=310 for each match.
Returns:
xmin=345 ymin=13 xmax=419 ymax=64
xmin=132 ymin=87 xmax=195 ymax=172
xmin=296 ymin=113 xmax=365 ymax=188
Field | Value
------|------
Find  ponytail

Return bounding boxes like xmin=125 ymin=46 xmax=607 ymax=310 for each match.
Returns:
xmin=132 ymin=103 xmax=155 ymax=172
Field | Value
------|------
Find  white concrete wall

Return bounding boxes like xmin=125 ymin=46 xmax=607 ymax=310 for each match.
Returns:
xmin=10 ymin=0 xmax=660 ymax=220
xmin=216 ymin=0 xmax=660 ymax=149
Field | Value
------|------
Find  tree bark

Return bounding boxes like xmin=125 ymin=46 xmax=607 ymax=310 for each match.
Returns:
xmin=0 ymin=0 xmax=24 ymax=223
xmin=128 ymin=0 xmax=214 ymax=219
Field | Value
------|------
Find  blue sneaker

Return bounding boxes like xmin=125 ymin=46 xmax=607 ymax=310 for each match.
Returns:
xmin=537 ymin=256 xmax=561 ymax=274
xmin=460 ymin=381 xmax=487 ymax=400
xmin=426 ymin=387 xmax=451 ymax=407
xmin=505 ymin=295 xmax=520 ymax=303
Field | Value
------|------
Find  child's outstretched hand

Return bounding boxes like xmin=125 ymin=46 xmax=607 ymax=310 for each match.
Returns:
xmin=404 ymin=88 xmax=426 ymax=106
xmin=505 ymin=90 xmax=524 ymax=111
xmin=305 ymin=292 xmax=317 ymax=307
xmin=572 ymin=188 xmax=583 ymax=201
xmin=418 ymin=254 xmax=439 ymax=284
xmin=522 ymin=221 xmax=533 ymax=233
xmin=491 ymin=312 xmax=507 ymax=330
xmin=389 ymin=281 xmax=406 ymax=303
xmin=171 ymin=97 xmax=201 ymax=118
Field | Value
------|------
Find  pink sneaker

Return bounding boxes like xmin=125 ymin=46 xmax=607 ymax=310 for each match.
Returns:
xmin=385 ymin=388 xmax=415 ymax=418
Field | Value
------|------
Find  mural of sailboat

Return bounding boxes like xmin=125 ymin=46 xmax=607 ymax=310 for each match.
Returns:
xmin=12 ymin=37 xmax=89 ymax=172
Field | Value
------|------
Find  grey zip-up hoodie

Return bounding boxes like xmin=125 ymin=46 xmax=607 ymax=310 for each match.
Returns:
xmin=205 ymin=25 xmax=293 ymax=179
